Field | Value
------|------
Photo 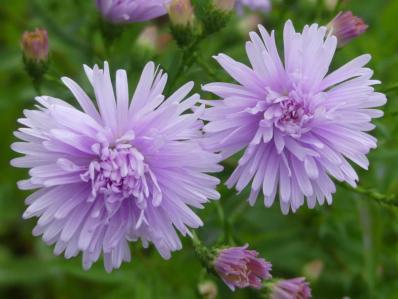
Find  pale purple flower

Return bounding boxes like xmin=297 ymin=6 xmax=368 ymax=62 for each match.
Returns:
xmin=327 ymin=11 xmax=368 ymax=47
xmin=96 ymin=0 xmax=170 ymax=23
xmin=11 ymin=62 xmax=221 ymax=272
xmin=236 ymin=0 xmax=271 ymax=14
xmin=202 ymin=21 xmax=386 ymax=214
xmin=270 ymin=278 xmax=312 ymax=299
xmin=214 ymin=245 xmax=272 ymax=291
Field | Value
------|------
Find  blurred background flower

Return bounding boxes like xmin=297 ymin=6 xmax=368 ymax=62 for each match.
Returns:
xmin=96 ymin=0 xmax=171 ymax=23
xmin=236 ymin=0 xmax=271 ymax=14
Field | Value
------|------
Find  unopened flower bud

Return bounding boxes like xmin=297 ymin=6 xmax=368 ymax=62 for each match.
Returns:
xmin=213 ymin=245 xmax=272 ymax=291
xmin=137 ymin=26 xmax=159 ymax=52
xmin=168 ymin=0 xmax=196 ymax=48
xmin=198 ymin=280 xmax=218 ymax=299
xmin=137 ymin=26 xmax=173 ymax=54
xmin=303 ymin=260 xmax=324 ymax=281
xmin=21 ymin=28 xmax=49 ymax=91
xmin=21 ymin=28 xmax=49 ymax=62
xmin=324 ymin=0 xmax=350 ymax=11
xmin=327 ymin=11 xmax=368 ymax=47
xmin=237 ymin=14 xmax=262 ymax=35
xmin=268 ymin=277 xmax=312 ymax=299
xmin=214 ymin=0 xmax=236 ymax=12
xmin=195 ymin=0 xmax=233 ymax=34
xmin=168 ymin=0 xmax=194 ymax=27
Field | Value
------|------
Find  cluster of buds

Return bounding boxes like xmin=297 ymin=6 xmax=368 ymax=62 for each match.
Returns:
xmin=167 ymin=0 xmax=236 ymax=48
xmin=192 ymin=238 xmax=313 ymax=298
xmin=21 ymin=28 xmax=49 ymax=90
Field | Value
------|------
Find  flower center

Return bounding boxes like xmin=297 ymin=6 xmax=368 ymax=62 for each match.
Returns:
xmin=265 ymin=90 xmax=313 ymax=138
xmin=81 ymin=132 xmax=162 ymax=223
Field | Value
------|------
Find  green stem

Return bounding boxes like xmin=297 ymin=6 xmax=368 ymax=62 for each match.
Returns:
xmin=44 ymin=74 xmax=64 ymax=87
xmin=167 ymin=40 xmax=200 ymax=94
xmin=357 ymin=201 xmax=376 ymax=297
xmin=191 ymin=231 xmax=214 ymax=271
xmin=215 ymin=201 xmax=234 ymax=245
xmin=215 ymin=201 xmax=225 ymax=228
xmin=381 ymin=83 xmax=398 ymax=94
xmin=338 ymin=182 xmax=398 ymax=207
xmin=332 ymin=0 xmax=344 ymax=16
xmin=32 ymin=78 xmax=43 ymax=95
xmin=31 ymin=0 xmax=95 ymax=60
xmin=315 ymin=0 xmax=324 ymax=22
xmin=383 ymin=110 xmax=398 ymax=118
xmin=193 ymin=53 xmax=223 ymax=81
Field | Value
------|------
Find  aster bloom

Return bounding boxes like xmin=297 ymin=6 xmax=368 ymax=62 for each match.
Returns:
xmin=327 ymin=11 xmax=368 ymax=47
xmin=236 ymin=0 xmax=271 ymax=14
xmin=214 ymin=245 xmax=272 ymax=291
xmin=270 ymin=278 xmax=312 ymax=299
xmin=96 ymin=0 xmax=170 ymax=24
xmin=202 ymin=21 xmax=386 ymax=214
xmin=11 ymin=62 xmax=221 ymax=272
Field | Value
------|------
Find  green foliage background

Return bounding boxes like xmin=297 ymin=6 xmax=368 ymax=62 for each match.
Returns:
xmin=1 ymin=0 xmax=398 ymax=298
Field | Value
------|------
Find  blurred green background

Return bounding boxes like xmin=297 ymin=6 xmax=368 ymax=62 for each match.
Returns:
xmin=1 ymin=0 xmax=398 ymax=298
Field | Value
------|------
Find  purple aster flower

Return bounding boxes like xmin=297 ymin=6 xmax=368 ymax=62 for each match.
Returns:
xmin=96 ymin=0 xmax=170 ymax=24
xmin=11 ymin=61 xmax=221 ymax=272
xmin=327 ymin=11 xmax=368 ymax=47
xmin=202 ymin=21 xmax=386 ymax=214
xmin=236 ymin=0 xmax=271 ymax=14
xmin=270 ymin=278 xmax=312 ymax=299
xmin=214 ymin=245 xmax=272 ymax=291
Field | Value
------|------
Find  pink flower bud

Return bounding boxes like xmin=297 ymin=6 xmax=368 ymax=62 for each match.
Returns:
xmin=214 ymin=245 xmax=272 ymax=291
xmin=327 ymin=11 xmax=368 ymax=47
xmin=271 ymin=277 xmax=312 ymax=299
xmin=167 ymin=0 xmax=194 ymax=27
xmin=137 ymin=26 xmax=159 ymax=52
xmin=21 ymin=28 xmax=49 ymax=62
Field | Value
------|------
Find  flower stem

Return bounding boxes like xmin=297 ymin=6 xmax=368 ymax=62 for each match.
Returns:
xmin=166 ymin=40 xmax=200 ymax=95
xmin=32 ymin=78 xmax=42 ymax=95
xmin=332 ymin=0 xmax=344 ymax=16
xmin=215 ymin=200 xmax=234 ymax=245
xmin=191 ymin=231 xmax=214 ymax=271
xmin=193 ymin=53 xmax=223 ymax=81
xmin=381 ymin=83 xmax=398 ymax=94
xmin=338 ymin=182 xmax=398 ymax=207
